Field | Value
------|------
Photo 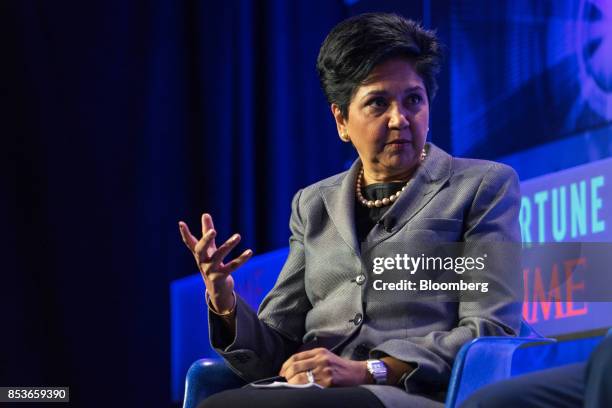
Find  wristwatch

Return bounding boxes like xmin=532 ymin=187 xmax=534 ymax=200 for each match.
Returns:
xmin=366 ymin=359 xmax=388 ymax=385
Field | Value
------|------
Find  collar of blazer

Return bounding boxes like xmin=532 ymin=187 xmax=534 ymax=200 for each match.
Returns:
xmin=318 ymin=142 xmax=453 ymax=256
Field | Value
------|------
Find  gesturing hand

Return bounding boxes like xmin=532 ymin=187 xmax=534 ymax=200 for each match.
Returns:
xmin=178 ymin=213 xmax=253 ymax=313
xmin=279 ymin=348 xmax=368 ymax=388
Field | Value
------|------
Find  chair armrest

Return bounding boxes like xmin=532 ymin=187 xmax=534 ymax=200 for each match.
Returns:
xmin=183 ymin=358 xmax=246 ymax=408
xmin=445 ymin=336 xmax=555 ymax=408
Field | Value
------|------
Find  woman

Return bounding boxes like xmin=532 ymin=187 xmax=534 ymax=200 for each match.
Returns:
xmin=179 ymin=13 xmax=521 ymax=408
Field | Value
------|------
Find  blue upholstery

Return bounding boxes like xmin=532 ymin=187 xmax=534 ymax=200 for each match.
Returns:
xmin=182 ymin=322 xmax=556 ymax=408
xmin=183 ymin=359 xmax=245 ymax=408
xmin=444 ymin=326 xmax=612 ymax=407
xmin=444 ymin=321 xmax=554 ymax=408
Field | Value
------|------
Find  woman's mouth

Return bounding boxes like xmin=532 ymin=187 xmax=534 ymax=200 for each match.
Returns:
xmin=385 ymin=139 xmax=411 ymax=148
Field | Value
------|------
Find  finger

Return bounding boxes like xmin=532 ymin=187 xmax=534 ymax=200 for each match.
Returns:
xmin=285 ymin=348 xmax=333 ymax=380
xmin=288 ymin=348 xmax=322 ymax=362
xmin=279 ymin=348 xmax=322 ymax=377
xmin=282 ymin=355 xmax=320 ymax=381
xmin=218 ymin=249 xmax=253 ymax=274
xmin=286 ymin=371 xmax=310 ymax=385
xmin=194 ymin=230 xmax=217 ymax=262
xmin=209 ymin=234 xmax=241 ymax=269
xmin=201 ymin=213 xmax=215 ymax=237
xmin=178 ymin=221 xmax=198 ymax=252
xmin=283 ymin=361 xmax=310 ymax=381
xmin=286 ymin=368 xmax=319 ymax=385
xmin=279 ymin=356 xmax=292 ymax=377
xmin=280 ymin=352 xmax=299 ymax=377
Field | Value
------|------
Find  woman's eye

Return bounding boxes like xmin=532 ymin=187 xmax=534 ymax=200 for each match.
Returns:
xmin=407 ymin=94 xmax=423 ymax=105
xmin=367 ymin=97 xmax=388 ymax=108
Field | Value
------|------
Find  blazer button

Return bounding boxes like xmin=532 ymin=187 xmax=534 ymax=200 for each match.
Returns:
xmin=351 ymin=313 xmax=363 ymax=326
xmin=355 ymin=274 xmax=366 ymax=285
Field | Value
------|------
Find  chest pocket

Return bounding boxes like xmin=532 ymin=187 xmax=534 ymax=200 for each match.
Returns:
xmin=403 ymin=217 xmax=463 ymax=241
xmin=409 ymin=217 xmax=463 ymax=231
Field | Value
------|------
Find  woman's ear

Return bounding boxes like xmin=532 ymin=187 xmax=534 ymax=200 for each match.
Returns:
xmin=331 ymin=104 xmax=350 ymax=142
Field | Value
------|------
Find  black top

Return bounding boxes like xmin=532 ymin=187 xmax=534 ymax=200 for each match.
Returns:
xmin=355 ymin=182 xmax=405 ymax=243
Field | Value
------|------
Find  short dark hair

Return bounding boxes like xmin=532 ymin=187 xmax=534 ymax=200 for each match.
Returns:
xmin=316 ymin=13 xmax=443 ymax=119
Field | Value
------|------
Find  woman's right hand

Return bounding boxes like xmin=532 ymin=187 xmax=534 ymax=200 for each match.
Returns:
xmin=178 ymin=213 xmax=253 ymax=314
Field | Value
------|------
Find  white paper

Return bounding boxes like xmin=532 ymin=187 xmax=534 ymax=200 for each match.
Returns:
xmin=250 ymin=381 xmax=323 ymax=389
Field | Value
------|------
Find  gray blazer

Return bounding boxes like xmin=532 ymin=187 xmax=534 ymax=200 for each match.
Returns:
xmin=209 ymin=143 xmax=521 ymax=408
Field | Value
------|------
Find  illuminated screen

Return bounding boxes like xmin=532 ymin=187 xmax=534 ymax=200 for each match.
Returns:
xmin=450 ymin=0 xmax=612 ymax=159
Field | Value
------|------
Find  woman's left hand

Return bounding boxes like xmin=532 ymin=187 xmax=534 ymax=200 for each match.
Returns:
xmin=279 ymin=348 xmax=368 ymax=387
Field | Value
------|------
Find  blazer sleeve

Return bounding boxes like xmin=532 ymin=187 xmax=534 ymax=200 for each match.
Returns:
xmin=369 ymin=162 xmax=522 ymax=394
xmin=208 ymin=189 xmax=310 ymax=381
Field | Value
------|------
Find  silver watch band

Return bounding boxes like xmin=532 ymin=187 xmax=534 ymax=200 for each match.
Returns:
xmin=366 ymin=359 xmax=388 ymax=385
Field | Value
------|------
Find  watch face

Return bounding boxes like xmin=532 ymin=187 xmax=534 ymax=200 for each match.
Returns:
xmin=367 ymin=359 xmax=388 ymax=384
xmin=370 ymin=361 xmax=384 ymax=372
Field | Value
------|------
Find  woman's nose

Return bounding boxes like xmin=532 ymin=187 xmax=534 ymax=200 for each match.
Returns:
xmin=388 ymin=105 xmax=410 ymax=129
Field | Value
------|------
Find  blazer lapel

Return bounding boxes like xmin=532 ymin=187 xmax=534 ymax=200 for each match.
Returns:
xmin=318 ymin=143 xmax=453 ymax=256
xmin=319 ymin=159 xmax=362 ymax=256
xmin=361 ymin=143 xmax=453 ymax=254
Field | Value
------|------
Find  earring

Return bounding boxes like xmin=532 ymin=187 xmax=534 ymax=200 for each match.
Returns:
xmin=342 ymin=131 xmax=350 ymax=141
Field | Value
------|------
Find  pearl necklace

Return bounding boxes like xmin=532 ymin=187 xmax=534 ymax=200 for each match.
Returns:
xmin=356 ymin=148 xmax=427 ymax=208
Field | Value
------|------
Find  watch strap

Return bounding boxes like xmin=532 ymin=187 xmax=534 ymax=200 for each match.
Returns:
xmin=366 ymin=359 xmax=388 ymax=385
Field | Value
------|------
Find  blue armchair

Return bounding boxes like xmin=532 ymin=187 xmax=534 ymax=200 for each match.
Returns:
xmin=444 ymin=321 xmax=553 ymax=407
xmin=183 ymin=359 xmax=246 ymax=408
xmin=182 ymin=321 xmax=555 ymax=408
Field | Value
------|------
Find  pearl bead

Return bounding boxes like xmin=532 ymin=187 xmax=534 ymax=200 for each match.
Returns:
xmin=355 ymin=149 xmax=426 ymax=208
